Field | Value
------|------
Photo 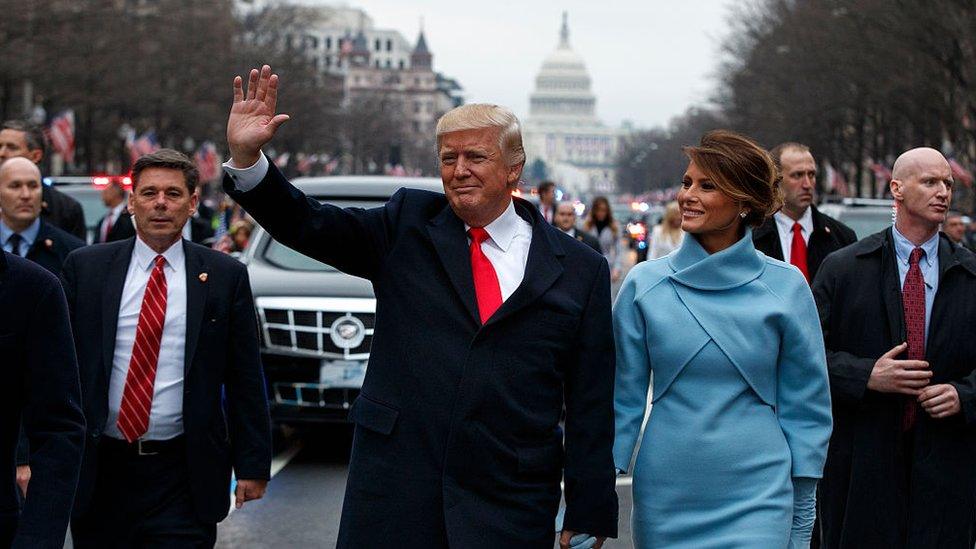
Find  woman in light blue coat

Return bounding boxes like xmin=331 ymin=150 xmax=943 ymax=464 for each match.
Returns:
xmin=613 ymin=131 xmax=832 ymax=548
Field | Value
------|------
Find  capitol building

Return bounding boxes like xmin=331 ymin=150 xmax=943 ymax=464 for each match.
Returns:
xmin=522 ymin=13 xmax=624 ymax=196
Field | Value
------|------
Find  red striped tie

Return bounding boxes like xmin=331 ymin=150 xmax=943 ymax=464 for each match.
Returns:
xmin=117 ymin=255 xmax=168 ymax=442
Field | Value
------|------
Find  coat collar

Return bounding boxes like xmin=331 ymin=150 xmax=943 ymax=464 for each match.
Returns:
xmin=855 ymin=227 xmax=976 ymax=278
xmin=668 ymin=228 xmax=766 ymax=290
xmin=425 ymin=197 xmax=564 ymax=327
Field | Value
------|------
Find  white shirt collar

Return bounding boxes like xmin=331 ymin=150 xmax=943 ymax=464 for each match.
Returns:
xmin=465 ymin=199 xmax=521 ymax=252
xmin=133 ymin=236 xmax=185 ymax=273
xmin=774 ymin=207 xmax=814 ymax=236
xmin=110 ymin=202 xmax=126 ymax=218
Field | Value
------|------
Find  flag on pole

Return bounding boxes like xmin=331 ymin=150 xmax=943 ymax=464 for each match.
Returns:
xmin=194 ymin=141 xmax=220 ymax=182
xmin=127 ymin=130 xmax=160 ymax=164
xmin=823 ymin=161 xmax=849 ymax=197
xmin=47 ymin=110 xmax=76 ymax=164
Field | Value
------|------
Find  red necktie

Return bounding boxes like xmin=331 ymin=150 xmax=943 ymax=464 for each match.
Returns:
xmin=902 ymin=247 xmax=926 ymax=431
xmin=117 ymin=255 xmax=168 ymax=442
xmin=790 ymin=222 xmax=809 ymax=281
xmin=101 ymin=212 xmax=115 ymax=243
xmin=468 ymin=228 xmax=503 ymax=324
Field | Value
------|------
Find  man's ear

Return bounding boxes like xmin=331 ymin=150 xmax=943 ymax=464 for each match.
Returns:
xmin=507 ymin=162 xmax=524 ymax=187
xmin=26 ymin=149 xmax=42 ymax=164
xmin=890 ymin=179 xmax=903 ymax=201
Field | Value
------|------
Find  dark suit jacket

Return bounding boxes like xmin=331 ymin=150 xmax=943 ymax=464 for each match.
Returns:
xmin=569 ymin=228 xmax=602 ymax=254
xmin=812 ymin=229 xmax=976 ymax=548
xmin=0 ymin=252 xmax=84 ymax=548
xmin=225 ymin=162 xmax=618 ymax=548
xmin=190 ymin=216 xmax=215 ymax=244
xmin=61 ymin=238 xmax=272 ymax=524
xmin=95 ymin=209 xmax=135 ymax=244
xmin=753 ymin=205 xmax=857 ymax=281
xmin=41 ymin=185 xmax=86 ymax=241
xmin=24 ymin=220 xmax=85 ymax=276
xmin=14 ymin=221 xmax=84 ymax=466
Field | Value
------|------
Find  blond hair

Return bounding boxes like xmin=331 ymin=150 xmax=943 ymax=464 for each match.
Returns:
xmin=436 ymin=104 xmax=525 ymax=167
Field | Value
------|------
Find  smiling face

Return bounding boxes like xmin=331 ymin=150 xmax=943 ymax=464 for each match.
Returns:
xmin=129 ymin=167 xmax=197 ymax=250
xmin=677 ymin=159 xmax=743 ymax=236
xmin=438 ymin=127 xmax=521 ymax=227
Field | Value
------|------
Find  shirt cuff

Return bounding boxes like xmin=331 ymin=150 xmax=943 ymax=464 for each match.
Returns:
xmin=222 ymin=153 xmax=269 ymax=192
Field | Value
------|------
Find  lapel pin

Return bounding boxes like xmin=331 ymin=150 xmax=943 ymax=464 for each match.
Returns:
xmin=199 ymin=272 xmax=208 ymax=282
xmin=825 ymin=227 xmax=831 ymax=234
xmin=44 ymin=239 xmax=53 ymax=249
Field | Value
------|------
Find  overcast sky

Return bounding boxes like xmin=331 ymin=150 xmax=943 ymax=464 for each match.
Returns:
xmin=294 ymin=0 xmax=735 ymax=129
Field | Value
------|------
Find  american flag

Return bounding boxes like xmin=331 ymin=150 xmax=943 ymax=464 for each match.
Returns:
xmin=949 ymin=158 xmax=973 ymax=187
xmin=194 ymin=141 xmax=220 ymax=182
xmin=47 ymin=110 xmax=75 ymax=164
xmin=127 ymin=130 xmax=160 ymax=164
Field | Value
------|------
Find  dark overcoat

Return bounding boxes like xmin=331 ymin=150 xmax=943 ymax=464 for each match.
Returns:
xmin=812 ymin=228 xmax=976 ymax=548
xmin=0 ymin=252 xmax=85 ymax=548
xmin=224 ymin=161 xmax=618 ymax=548
xmin=753 ymin=205 xmax=857 ymax=281
xmin=23 ymin=219 xmax=85 ymax=275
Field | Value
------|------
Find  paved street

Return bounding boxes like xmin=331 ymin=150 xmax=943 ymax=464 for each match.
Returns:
xmin=216 ymin=427 xmax=637 ymax=548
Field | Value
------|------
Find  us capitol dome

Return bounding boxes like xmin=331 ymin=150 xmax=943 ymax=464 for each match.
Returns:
xmin=522 ymin=12 xmax=623 ymax=195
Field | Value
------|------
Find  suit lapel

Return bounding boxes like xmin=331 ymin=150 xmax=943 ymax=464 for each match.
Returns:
xmin=880 ymin=229 xmax=906 ymax=345
xmin=426 ymin=205 xmax=480 ymax=325
xmin=102 ymin=238 xmax=136 ymax=379
xmin=485 ymin=201 xmax=564 ymax=327
xmin=754 ymin=219 xmax=784 ymax=261
xmin=183 ymin=240 xmax=208 ymax=376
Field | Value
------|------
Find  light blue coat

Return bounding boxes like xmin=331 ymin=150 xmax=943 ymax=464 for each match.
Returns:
xmin=613 ymin=231 xmax=832 ymax=547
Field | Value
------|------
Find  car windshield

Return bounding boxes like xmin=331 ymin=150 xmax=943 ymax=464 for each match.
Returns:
xmin=835 ymin=209 xmax=893 ymax=239
xmin=258 ymin=198 xmax=384 ymax=272
xmin=54 ymin=185 xmax=106 ymax=232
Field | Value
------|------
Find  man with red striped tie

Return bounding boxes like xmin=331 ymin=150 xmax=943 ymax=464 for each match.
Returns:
xmin=753 ymin=142 xmax=856 ymax=283
xmin=62 ymin=149 xmax=271 ymax=548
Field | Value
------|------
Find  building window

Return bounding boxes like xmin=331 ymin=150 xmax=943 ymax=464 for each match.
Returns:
xmin=414 ymin=101 xmax=421 ymax=113
xmin=325 ymin=37 xmax=332 ymax=50
xmin=375 ymin=60 xmax=380 ymax=68
xmin=398 ymin=60 xmax=405 ymax=69
xmin=386 ymin=39 xmax=393 ymax=51
xmin=325 ymin=56 xmax=332 ymax=67
xmin=385 ymin=59 xmax=391 ymax=68
xmin=375 ymin=39 xmax=381 ymax=51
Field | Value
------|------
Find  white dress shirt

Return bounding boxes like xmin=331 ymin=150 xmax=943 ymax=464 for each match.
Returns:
xmin=774 ymin=208 xmax=814 ymax=263
xmin=105 ymin=237 xmax=187 ymax=441
xmin=222 ymin=154 xmax=533 ymax=301
xmin=464 ymin=200 xmax=532 ymax=301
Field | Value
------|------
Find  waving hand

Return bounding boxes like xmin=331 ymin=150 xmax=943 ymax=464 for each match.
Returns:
xmin=227 ymin=65 xmax=290 ymax=167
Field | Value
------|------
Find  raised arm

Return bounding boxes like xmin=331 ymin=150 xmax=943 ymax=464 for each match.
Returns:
xmin=223 ymin=66 xmax=403 ymax=280
xmin=227 ymin=65 xmax=291 ymax=168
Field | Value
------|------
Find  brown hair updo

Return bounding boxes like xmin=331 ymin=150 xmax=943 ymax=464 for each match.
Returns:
xmin=682 ymin=130 xmax=782 ymax=228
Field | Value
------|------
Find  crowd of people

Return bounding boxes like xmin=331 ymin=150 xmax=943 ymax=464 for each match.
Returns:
xmin=4 ymin=63 xmax=976 ymax=549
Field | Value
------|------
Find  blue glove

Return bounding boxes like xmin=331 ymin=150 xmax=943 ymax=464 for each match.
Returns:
xmin=789 ymin=477 xmax=818 ymax=549
xmin=568 ymin=533 xmax=597 ymax=548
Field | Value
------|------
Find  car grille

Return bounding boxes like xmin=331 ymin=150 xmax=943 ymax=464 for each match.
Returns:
xmin=273 ymin=384 xmax=360 ymax=409
xmin=255 ymin=297 xmax=376 ymax=360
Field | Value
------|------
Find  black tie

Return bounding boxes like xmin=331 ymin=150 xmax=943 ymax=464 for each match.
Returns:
xmin=8 ymin=233 xmax=23 ymax=256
